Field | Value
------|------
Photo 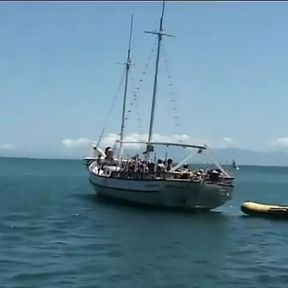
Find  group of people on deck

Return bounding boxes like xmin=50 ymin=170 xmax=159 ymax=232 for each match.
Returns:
xmin=94 ymin=146 xmax=226 ymax=183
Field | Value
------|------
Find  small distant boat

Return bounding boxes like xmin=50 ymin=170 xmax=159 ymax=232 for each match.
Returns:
xmin=241 ymin=201 xmax=288 ymax=218
xmin=83 ymin=156 xmax=96 ymax=167
xmin=232 ymin=159 xmax=239 ymax=170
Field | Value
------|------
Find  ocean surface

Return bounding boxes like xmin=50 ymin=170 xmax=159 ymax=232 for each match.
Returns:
xmin=1 ymin=158 xmax=288 ymax=288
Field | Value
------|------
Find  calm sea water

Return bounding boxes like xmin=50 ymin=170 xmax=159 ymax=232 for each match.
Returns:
xmin=1 ymin=158 xmax=288 ymax=288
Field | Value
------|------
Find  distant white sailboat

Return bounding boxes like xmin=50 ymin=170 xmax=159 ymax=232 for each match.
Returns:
xmin=85 ymin=2 xmax=235 ymax=210
xmin=232 ymin=159 xmax=240 ymax=170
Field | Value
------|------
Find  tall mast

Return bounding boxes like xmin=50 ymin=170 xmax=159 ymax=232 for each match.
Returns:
xmin=119 ymin=15 xmax=134 ymax=159
xmin=145 ymin=1 xmax=174 ymax=158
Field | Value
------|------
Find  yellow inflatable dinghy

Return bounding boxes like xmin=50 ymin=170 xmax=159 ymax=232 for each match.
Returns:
xmin=241 ymin=201 xmax=288 ymax=218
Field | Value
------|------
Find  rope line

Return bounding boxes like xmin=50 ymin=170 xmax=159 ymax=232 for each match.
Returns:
xmin=96 ymin=68 xmax=126 ymax=148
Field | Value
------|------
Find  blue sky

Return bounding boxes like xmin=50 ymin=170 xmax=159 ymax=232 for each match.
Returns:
xmin=1 ymin=1 xmax=288 ymax=158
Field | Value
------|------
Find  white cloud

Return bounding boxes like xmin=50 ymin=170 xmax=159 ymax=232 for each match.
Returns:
xmin=216 ymin=137 xmax=236 ymax=148
xmin=271 ymin=137 xmax=288 ymax=148
xmin=223 ymin=137 xmax=233 ymax=143
xmin=100 ymin=133 xmax=121 ymax=147
xmin=99 ymin=132 xmax=146 ymax=149
xmin=61 ymin=134 xmax=238 ymax=151
xmin=101 ymin=132 xmax=210 ymax=149
xmin=61 ymin=138 xmax=96 ymax=148
xmin=0 ymin=143 xmax=15 ymax=150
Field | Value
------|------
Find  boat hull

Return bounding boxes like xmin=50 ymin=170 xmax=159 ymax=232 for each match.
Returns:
xmin=89 ymin=170 xmax=232 ymax=210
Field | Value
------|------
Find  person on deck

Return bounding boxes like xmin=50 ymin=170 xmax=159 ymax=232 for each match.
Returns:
xmin=156 ymin=159 xmax=165 ymax=177
xmin=104 ymin=147 xmax=114 ymax=161
xmin=166 ymin=158 xmax=173 ymax=171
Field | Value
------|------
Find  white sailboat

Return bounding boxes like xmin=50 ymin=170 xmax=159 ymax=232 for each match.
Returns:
xmin=232 ymin=159 xmax=240 ymax=170
xmin=86 ymin=2 xmax=235 ymax=210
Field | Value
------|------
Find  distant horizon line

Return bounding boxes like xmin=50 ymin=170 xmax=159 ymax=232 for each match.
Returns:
xmin=1 ymin=156 xmax=288 ymax=168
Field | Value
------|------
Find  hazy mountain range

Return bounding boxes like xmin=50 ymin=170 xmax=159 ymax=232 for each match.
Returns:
xmin=148 ymin=147 xmax=288 ymax=167
xmin=209 ymin=148 xmax=288 ymax=167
